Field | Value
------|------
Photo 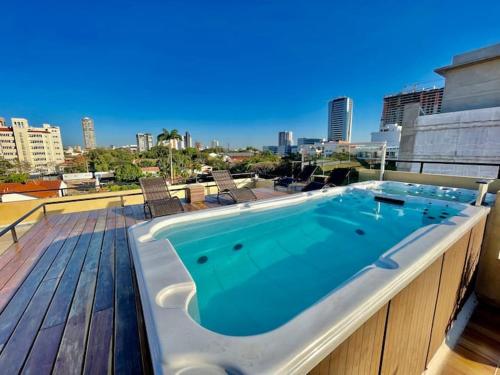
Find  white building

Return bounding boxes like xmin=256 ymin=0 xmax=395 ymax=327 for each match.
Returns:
xmin=0 ymin=118 xmax=64 ymax=173
xmin=371 ymin=123 xmax=402 ymax=158
xmin=136 ymin=133 xmax=153 ymax=152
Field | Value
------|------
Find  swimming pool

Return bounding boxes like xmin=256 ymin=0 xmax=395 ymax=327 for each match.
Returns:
xmin=158 ymin=189 xmax=460 ymax=336
xmin=129 ymin=183 xmax=490 ymax=374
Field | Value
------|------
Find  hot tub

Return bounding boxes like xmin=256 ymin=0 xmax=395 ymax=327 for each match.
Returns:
xmin=128 ymin=183 xmax=490 ymax=374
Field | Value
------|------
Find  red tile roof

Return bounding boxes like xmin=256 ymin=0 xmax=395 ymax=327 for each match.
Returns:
xmin=0 ymin=180 xmax=64 ymax=198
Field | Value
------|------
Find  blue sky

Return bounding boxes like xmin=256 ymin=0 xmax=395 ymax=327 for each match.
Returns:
xmin=0 ymin=1 xmax=499 ymax=148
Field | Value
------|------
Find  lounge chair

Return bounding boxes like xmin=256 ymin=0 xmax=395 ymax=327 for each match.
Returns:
xmin=274 ymin=164 xmax=318 ymax=189
xmin=300 ymin=168 xmax=352 ymax=192
xmin=139 ymin=177 xmax=184 ymax=218
xmin=211 ymin=170 xmax=258 ymax=203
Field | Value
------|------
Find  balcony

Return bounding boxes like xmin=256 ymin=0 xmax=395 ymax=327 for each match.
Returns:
xmin=0 ymin=171 xmax=498 ymax=374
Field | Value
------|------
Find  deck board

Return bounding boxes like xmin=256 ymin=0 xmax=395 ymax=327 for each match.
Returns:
xmin=0 ymin=189 xmax=286 ymax=373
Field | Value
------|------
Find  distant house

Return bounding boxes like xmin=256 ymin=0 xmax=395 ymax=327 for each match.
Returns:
xmin=0 ymin=180 xmax=67 ymax=202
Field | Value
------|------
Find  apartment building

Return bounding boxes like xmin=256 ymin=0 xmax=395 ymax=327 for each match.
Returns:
xmin=136 ymin=133 xmax=153 ymax=152
xmin=0 ymin=118 xmax=64 ymax=173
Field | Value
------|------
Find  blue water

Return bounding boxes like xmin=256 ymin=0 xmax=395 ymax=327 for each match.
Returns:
xmin=156 ymin=189 xmax=462 ymax=336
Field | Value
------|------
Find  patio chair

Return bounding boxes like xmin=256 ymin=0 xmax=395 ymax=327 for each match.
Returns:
xmin=274 ymin=164 xmax=318 ymax=189
xmin=139 ymin=177 xmax=184 ymax=218
xmin=300 ymin=168 xmax=352 ymax=192
xmin=211 ymin=170 xmax=257 ymax=203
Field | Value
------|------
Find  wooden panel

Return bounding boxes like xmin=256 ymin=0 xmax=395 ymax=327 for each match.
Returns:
xmin=462 ymin=217 xmax=487 ymax=293
xmin=309 ymin=304 xmax=388 ymax=375
xmin=380 ymin=257 xmax=443 ymax=375
xmin=427 ymin=231 xmax=470 ymax=364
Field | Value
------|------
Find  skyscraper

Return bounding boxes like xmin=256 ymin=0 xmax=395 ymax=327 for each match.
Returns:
xmin=184 ymin=131 xmax=192 ymax=148
xmin=278 ymin=131 xmax=293 ymax=147
xmin=328 ymin=97 xmax=353 ymax=142
xmin=81 ymin=117 xmax=96 ymax=149
xmin=136 ymin=133 xmax=153 ymax=152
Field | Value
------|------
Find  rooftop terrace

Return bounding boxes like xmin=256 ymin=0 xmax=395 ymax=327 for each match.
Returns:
xmin=0 ymin=174 xmax=498 ymax=374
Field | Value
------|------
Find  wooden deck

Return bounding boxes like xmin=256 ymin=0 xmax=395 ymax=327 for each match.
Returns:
xmin=0 ymin=186 xmax=497 ymax=374
xmin=0 ymin=188 xmax=285 ymax=374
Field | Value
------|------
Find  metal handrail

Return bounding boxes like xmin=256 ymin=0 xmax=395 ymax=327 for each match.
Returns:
xmin=0 ymin=172 xmax=257 ymax=244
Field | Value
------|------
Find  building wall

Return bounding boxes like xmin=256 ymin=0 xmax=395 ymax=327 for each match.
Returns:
xmin=405 ymin=106 xmax=500 ymax=178
xmin=438 ymin=44 xmax=500 ymax=113
xmin=0 ymin=118 xmax=64 ymax=173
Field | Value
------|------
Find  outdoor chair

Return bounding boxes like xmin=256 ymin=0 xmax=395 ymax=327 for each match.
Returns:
xmin=300 ymin=168 xmax=352 ymax=192
xmin=139 ymin=177 xmax=184 ymax=218
xmin=274 ymin=164 xmax=318 ymax=189
xmin=211 ymin=170 xmax=257 ymax=203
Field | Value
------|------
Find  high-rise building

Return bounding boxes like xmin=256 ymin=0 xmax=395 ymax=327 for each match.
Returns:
xmin=0 ymin=118 xmax=64 ymax=173
xmin=278 ymin=131 xmax=293 ymax=147
xmin=81 ymin=117 xmax=96 ymax=149
xmin=328 ymin=97 xmax=353 ymax=142
xmin=184 ymin=131 xmax=192 ymax=148
xmin=211 ymin=139 xmax=220 ymax=148
xmin=380 ymin=88 xmax=443 ymax=128
xmin=136 ymin=133 xmax=153 ymax=152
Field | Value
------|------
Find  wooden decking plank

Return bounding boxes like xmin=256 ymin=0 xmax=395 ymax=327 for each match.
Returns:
xmin=0 ymin=277 xmax=59 ymax=373
xmin=44 ymin=211 xmax=91 ymax=282
xmin=82 ymin=308 xmax=113 ymax=375
xmin=22 ymin=211 xmax=100 ymax=373
xmin=82 ymin=208 xmax=117 ymax=374
xmin=114 ymin=207 xmax=142 ymax=374
xmin=23 ymin=212 xmax=94 ymax=373
xmin=22 ymin=323 xmax=65 ymax=375
xmin=52 ymin=209 xmax=108 ymax=374
xmin=0 ymin=213 xmax=80 ymax=350
xmin=40 ymin=211 xmax=99 ymax=329
xmin=0 ymin=214 xmax=70 ymax=309
xmin=0 ymin=215 xmax=57 ymax=270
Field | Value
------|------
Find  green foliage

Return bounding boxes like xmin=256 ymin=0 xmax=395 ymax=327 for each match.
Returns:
xmin=106 ymin=183 xmax=140 ymax=191
xmin=114 ymin=163 xmax=143 ymax=182
xmin=0 ymin=157 xmax=12 ymax=175
xmin=87 ymin=148 xmax=135 ymax=172
xmin=3 ymin=173 xmax=29 ymax=183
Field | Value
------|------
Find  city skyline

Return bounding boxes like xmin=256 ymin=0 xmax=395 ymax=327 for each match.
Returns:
xmin=0 ymin=2 xmax=499 ymax=148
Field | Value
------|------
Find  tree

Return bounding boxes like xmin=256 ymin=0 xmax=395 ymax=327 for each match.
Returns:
xmin=0 ymin=157 xmax=12 ymax=176
xmin=156 ymin=128 xmax=182 ymax=182
xmin=114 ymin=163 xmax=143 ymax=182
xmin=4 ymin=173 xmax=29 ymax=183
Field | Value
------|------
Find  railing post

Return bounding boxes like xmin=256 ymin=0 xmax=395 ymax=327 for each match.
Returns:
xmin=120 ymin=196 xmax=125 ymax=207
xmin=43 ymin=204 xmax=47 ymax=216
xmin=419 ymin=162 xmax=424 ymax=174
xmin=11 ymin=227 xmax=18 ymax=243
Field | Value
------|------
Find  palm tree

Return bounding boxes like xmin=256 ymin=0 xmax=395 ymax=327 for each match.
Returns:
xmin=157 ymin=128 xmax=182 ymax=182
